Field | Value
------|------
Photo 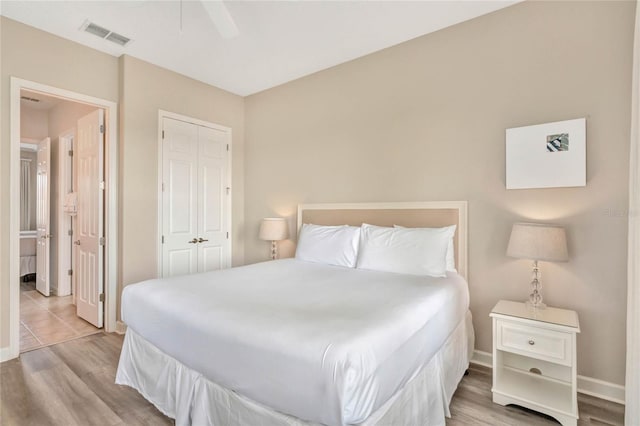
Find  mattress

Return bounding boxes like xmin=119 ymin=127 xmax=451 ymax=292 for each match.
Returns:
xmin=119 ymin=259 xmax=470 ymax=426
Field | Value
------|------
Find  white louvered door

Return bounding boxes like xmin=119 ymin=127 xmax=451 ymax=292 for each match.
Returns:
xmin=76 ymin=109 xmax=104 ymax=328
xmin=162 ymin=117 xmax=230 ymax=277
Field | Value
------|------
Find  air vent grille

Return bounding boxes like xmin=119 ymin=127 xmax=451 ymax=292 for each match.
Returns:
xmin=105 ymin=32 xmax=130 ymax=46
xmin=80 ymin=20 xmax=132 ymax=47
xmin=21 ymin=96 xmax=40 ymax=103
xmin=85 ymin=22 xmax=110 ymax=38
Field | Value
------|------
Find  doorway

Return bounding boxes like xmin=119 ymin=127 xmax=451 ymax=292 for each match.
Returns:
xmin=18 ymin=90 xmax=104 ymax=352
xmin=6 ymin=78 xmax=118 ymax=361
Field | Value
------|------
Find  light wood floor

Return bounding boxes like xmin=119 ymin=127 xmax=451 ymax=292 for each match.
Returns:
xmin=0 ymin=333 xmax=625 ymax=426
xmin=20 ymin=281 xmax=100 ymax=352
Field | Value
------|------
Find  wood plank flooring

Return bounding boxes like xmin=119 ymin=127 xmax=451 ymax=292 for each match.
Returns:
xmin=0 ymin=333 xmax=625 ymax=426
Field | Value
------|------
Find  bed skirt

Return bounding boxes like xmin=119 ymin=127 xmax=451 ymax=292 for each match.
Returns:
xmin=115 ymin=311 xmax=474 ymax=426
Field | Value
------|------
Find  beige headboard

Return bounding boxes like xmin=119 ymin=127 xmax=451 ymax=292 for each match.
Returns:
xmin=297 ymin=201 xmax=468 ymax=279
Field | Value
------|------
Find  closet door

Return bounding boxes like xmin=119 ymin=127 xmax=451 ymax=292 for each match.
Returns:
xmin=161 ymin=117 xmax=230 ymax=277
xmin=197 ymin=126 xmax=230 ymax=272
xmin=162 ymin=118 xmax=199 ymax=277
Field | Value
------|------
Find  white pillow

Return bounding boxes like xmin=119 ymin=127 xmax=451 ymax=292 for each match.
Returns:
xmin=356 ymin=224 xmax=454 ymax=277
xmin=295 ymin=224 xmax=360 ymax=268
xmin=394 ymin=225 xmax=457 ymax=272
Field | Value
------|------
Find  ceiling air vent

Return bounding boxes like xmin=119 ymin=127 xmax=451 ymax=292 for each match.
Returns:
xmin=80 ymin=20 xmax=132 ymax=47
xmin=21 ymin=96 xmax=40 ymax=103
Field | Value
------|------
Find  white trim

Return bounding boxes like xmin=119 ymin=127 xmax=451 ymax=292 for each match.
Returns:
xmin=471 ymin=349 xmax=493 ymax=368
xmin=470 ymin=349 xmax=625 ymax=405
xmin=116 ymin=321 xmax=128 ymax=335
xmin=296 ymin=201 xmax=468 ymax=280
xmin=20 ymin=142 xmax=38 ymax=151
xmin=6 ymin=77 xmax=118 ymax=361
xmin=156 ymin=110 xmax=233 ymax=277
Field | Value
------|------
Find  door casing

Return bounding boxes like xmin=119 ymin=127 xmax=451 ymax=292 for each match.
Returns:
xmin=157 ymin=110 xmax=232 ymax=277
xmin=5 ymin=77 xmax=118 ymax=362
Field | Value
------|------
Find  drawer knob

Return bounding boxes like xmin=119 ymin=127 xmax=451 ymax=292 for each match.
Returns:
xmin=528 ymin=340 xmax=535 ymax=346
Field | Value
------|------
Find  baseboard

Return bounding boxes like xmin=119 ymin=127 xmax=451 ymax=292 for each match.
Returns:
xmin=0 ymin=345 xmax=17 ymax=363
xmin=470 ymin=350 xmax=625 ymax=405
xmin=115 ymin=321 xmax=127 ymax=334
xmin=576 ymin=375 xmax=625 ymax=405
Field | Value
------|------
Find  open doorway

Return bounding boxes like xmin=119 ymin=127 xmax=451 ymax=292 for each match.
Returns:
xmin=5 ymin=78 xmax=118 ymax=362
xmin=18 ymin=90 xmax=105 ymax=352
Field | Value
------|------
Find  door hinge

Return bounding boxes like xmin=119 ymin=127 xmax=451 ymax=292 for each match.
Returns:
xmin=100 ymin=124 xmax=105 ymax=134
xmin=162 ymin=130 xmax=165 ymax=139
xmin=226 ymin=232 xmax=229 ymax=239
xmin=162 ymin=235 xmax=165 ymax=244
xmin=99 ymin=237 xmax=105 ymax=246
xmin=68 ymin=269 xmax=73 ymax=276
xmin=68 ymin=229 xmax=73 ymax=236
xmin=99 ymin=293 xmax=105 ymax=303
xmin=226 ymin=144 xmax=229 ymax=151
xmin=99 ymin=181 xmax=105 ymax=190
xmin=162 ymin=182 xmax=165 ymax=192
xmin=226 ymin=186 xmax=230 ymax=195
xmin=68 ymin=150 xmax=73 ymax=157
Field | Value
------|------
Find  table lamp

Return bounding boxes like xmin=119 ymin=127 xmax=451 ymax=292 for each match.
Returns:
xmin=506 ymin=223 xmax=569 ymax=309
xmin=259 ymin=218 xmax=288 ymax=260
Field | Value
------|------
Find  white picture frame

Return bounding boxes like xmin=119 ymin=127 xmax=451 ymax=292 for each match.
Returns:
xmin=506 ymin=118 xmax=586 ymax=189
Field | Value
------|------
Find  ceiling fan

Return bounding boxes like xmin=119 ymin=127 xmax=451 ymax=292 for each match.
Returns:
xmin=199 ymin=1 xmax=239 ymax=39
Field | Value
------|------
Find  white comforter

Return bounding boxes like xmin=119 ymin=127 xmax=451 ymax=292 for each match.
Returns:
xmin=121 ymin=259 xmax=469 ymax=426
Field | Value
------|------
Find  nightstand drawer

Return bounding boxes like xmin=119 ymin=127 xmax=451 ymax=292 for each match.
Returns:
xmin=497 ymin=321 xmax=572 ymax=365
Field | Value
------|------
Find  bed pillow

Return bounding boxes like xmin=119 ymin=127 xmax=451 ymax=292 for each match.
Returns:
xmin=356 ymin=224 xmax=454 ymax=277
xmin=295 ymin=224 xmax=360 ymax=268
xmin=394 ymin=225 xmax=457 ymax=272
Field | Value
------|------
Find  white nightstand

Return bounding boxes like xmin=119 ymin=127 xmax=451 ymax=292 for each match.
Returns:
xmin=490 ymin=300 xmax=580 ymax=426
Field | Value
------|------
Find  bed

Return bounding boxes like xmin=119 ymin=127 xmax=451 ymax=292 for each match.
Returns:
xmin=116 ymin=201 xmax=474 ymax=426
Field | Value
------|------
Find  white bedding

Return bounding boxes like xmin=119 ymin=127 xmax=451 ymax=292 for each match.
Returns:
xmin=119 ymin=259 xmax=470 ymax=426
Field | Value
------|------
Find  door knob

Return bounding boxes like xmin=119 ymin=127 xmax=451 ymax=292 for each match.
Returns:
xmin=198 ymin=238 xmax=209 ymax=243
xmin=188 ymin=238 xmax=198 ymax=244
xmin=74 ymin=240 xmax=81 ymax=245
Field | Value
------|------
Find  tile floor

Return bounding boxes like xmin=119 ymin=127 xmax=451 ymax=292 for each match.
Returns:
xmin=20 ymin=280 xmax=101 ymax=352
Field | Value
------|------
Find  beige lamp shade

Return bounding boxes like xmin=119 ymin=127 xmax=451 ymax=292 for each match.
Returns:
xmin=259 ymin=218 xmax=288 ymax=241
xmin=507 ymin=223 xmax=569 ymax=262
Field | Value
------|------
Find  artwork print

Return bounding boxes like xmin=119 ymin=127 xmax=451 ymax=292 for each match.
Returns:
xmin=506 ymin=118 xmax=586 ymax=189
xmin=546 ymin=133 xmax=569 ymax=152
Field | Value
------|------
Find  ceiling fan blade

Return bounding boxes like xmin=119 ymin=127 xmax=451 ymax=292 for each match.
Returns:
xmin=201 ymin=1 xmax=239 ymax=39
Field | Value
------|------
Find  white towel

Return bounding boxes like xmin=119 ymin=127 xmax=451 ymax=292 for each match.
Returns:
xmin=63 ymin=192 xmax=77 ymax=216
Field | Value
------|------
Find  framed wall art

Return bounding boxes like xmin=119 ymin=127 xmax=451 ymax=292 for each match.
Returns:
xmin=506 ymin=117 xmax=586 ymax=189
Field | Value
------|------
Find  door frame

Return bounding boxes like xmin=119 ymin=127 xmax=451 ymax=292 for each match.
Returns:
xmin=6 ymin=77 xmax=118 ymax=361
xmin=156 ymin=110 xmax=232 ymax=277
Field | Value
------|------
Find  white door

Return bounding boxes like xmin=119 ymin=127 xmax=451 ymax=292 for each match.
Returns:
xmin=162 ymin=118 xmax=199 ymax=277
xmin=162 ymin=117 xmax=230 ymax=277
xmin=36 ymin=137 xmax=51 ymax=296
xmin=76 ymin=109 xmax=104 ymax=328
xmin=197 ymin=126 xmax=229 ymax=272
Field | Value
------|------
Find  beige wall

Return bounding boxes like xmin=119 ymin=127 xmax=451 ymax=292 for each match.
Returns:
xmin=118 ymin=55 xmax=245 ymax=317
xmin=245 ymin=1 xmax=635 ymax=385
xmin=20 ymin=107 xmax=48 ymax=140
xmin=0 ymin=17 xmax=120 ymax=348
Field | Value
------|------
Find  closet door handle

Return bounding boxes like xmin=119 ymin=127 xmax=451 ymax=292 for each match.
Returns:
xmin=188 ymin=238 xmax=198 ymax=244
xmin=74 ymin=240 xmax=81 ymax=245
xmin=198 ymin=238 xmax=209 ymax=243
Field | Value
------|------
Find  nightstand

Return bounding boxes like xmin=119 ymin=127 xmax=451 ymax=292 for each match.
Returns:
xmin=490 ymin=300 xmax=580 ymax=426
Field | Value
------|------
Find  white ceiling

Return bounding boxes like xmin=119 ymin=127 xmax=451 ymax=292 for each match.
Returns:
xmin=1 ymin=1 xmax=520 ymax=96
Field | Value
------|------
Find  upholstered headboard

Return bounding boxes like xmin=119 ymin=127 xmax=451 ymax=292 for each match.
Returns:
xmin=297 ymin=201 xmax=468 ymax=279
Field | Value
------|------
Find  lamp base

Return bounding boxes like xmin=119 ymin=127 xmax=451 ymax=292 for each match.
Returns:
xmin=525 ymin=300 xmax=547 ymax=310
